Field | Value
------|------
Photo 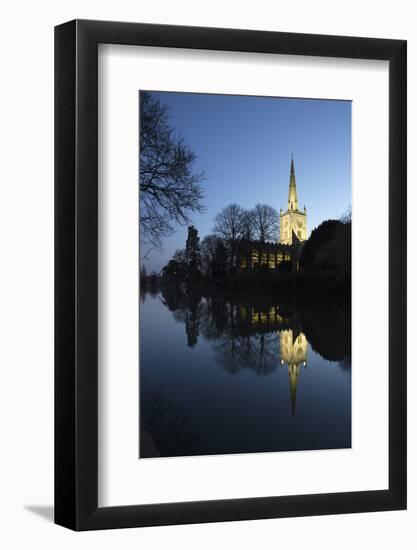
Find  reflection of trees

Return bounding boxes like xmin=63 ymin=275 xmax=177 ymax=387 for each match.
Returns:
xmin=159 ymin=286 xmax=351 ymax=372
xmin=212 ymin=333 xmax=243 ymax=374
xmin=200 ymin=295 xmax=228 ymax=341
xmin=156 ymin=288 xmax=350 ymax=421
xmin=161 ymin=285 xmax=203 ymax=348
xmin=213 ymin=332 xmax=279 ymax=375
xmin=299 ymin=298 xmax=351 ymax=364
xmin=184 ymin=298 xmax=203 ymax=347
xmin=248 ymin=332 xmax=279 ymax=375
xmin=202 ymin=298 xmax=281 ymax=375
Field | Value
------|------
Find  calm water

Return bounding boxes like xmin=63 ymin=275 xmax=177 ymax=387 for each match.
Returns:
xmin=140 ymin=288 xmax=351 ymax=458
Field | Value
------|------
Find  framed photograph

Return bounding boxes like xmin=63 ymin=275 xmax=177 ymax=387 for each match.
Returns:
xmin=55 ymin=20 xmax=406 ymax=530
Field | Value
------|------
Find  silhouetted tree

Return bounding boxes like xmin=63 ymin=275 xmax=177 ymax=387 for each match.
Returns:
xmin=300 ymin=219 xmax=351 ymax=283
xmin=161 ymin=259 xmax=186 ymax=281
xmin=212 ymin=239 xmax=228 ymax=279
xmin=241 ymin=210 xmax=256 ymax=241
xmin=139 ymin=91 xmax=204 ymax=252
xmin=251 ymin=203 xmax=279 ymax=242
xmin=213 ymin=204 xmax=245 ymax=273
xmin=239 ymin=210 xmax=256 ymax=272
xmin=161 ymin=248 xmax=187 ymax=282
xmin=185 ymin=225 xmax=201 ymax=281
xmin=173 ymin=248 xmax=187 ymax=265
xmin=327 ymin=222 xmax=351 ymax=281
xmin=201 ymin=234 xmax=221 ymax=277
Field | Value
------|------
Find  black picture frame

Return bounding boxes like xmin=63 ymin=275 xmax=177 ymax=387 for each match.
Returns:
xmin=55 ymin=19 xmax=407 ymax=531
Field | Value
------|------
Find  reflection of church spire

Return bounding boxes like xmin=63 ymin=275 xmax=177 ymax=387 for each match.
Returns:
xmin=280 ymin=329 xmax=307 ymax=417
xmin=288 ymin=364 xmax=300 ymax=417
xmin=288 ymin=153 xmax=299 ymax=211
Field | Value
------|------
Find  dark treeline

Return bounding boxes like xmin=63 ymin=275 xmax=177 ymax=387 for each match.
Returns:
xmin=141 ymin=203 xmax=351 ymax=296
xmin=158 ymin=202 xmax=282 ymax=281
xmin=300 ymin=218 xmax=351 ymax=282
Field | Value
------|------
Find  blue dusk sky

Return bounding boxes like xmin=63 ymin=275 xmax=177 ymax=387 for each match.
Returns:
xmin=141 ymin=91 xmax=351 ymax=273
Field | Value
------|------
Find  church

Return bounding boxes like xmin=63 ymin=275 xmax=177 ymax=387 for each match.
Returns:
xmin=279 ymin=155 xmax=307 ymax=245
xmin=238 ymin=154 xmax=307 ymax=271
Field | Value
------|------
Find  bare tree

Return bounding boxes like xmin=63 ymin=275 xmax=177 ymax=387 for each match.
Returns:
xmin=213 ymin=204 xmax=245 ymax=272
xmin=239 ymin=210 xmax=255 ymax=271
xmin=240 ymin=210 xmax=256 ymax=241
xmin=251 ymin=203 xmax=279 ymax=242
xmin=139 ymin=91 xmax=204 ymax=253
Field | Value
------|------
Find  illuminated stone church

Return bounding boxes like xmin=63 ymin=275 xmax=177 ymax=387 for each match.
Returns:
xmin=238 ymin=154 xmax=307 ymax=271
xmin=280 ymin=155 xmax=307 ymax=245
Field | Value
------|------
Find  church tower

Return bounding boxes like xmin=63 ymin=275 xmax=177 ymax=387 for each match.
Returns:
xmin=279 ymin=155 xmax=307 ymax=245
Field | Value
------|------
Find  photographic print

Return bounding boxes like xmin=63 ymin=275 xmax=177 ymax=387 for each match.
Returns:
xmin=139 ymin=91 xmax=351 ymax=459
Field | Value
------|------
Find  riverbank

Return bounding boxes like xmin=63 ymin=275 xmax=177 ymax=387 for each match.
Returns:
xmin=143 ymin=270 xmax=351 ymax=299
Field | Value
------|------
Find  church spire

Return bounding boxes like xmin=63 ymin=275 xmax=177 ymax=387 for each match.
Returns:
xmin=287 ymin=153 xmax=299 ymax=211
